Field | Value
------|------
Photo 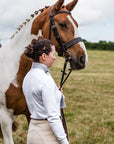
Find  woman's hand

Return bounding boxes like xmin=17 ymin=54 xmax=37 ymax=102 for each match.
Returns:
xmin=58 ymin=86 xmax=63 ymax=93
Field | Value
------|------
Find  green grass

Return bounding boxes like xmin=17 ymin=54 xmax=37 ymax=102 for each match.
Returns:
xmin=0 ymin=50 xmax=114 ymax=144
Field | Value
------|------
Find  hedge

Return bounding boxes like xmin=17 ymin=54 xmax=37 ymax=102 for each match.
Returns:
xmin=84 ymin=42 xmax=114 ymax=51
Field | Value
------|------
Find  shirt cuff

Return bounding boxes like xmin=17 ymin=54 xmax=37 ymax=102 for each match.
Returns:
xmin=60 ymin=94 xmax=66 ymax=108
xmin=60 ymin=138 xmax=69 ymax=144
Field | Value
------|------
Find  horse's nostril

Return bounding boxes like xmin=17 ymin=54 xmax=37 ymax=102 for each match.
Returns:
xmin=80 ymin=56 xmax=85 ymax=64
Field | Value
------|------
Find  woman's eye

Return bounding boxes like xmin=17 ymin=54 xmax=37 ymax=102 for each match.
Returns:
xmin=59 ymin=22 xmax=68 ymax=28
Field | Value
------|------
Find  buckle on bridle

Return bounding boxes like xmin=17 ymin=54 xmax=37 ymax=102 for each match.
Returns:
xmin=51 ymin=25 xmax=56 ymax=31
xmin=63 ymin=51 xmax=72 ymax=60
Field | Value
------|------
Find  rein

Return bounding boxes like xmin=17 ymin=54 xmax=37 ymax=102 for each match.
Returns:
xmin=60 ymin=58 xmax=72 ymax=88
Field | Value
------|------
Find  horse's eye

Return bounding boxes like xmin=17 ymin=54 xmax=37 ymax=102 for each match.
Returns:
xmin=59 ymin=22 xmax=67 ymax=28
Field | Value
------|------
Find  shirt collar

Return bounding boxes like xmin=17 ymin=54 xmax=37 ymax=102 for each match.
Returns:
xmin=32 ymin=62 xmax=50 ymax=74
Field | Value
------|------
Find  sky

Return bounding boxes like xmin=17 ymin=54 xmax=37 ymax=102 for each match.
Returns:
xmin=0 ymin=0 xmax=114 ymax=45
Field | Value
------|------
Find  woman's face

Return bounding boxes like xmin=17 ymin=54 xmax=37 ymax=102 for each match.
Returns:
xmin=45 ymin=45 xmax=56 ymax=68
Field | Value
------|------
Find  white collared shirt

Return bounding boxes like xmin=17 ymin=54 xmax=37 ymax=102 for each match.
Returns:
xmin=22 ymin=62 xmax=69 ymax=144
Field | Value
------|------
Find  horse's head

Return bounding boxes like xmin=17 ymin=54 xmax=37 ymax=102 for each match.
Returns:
xmin=31 ymin=0 xmax=88 ymax=70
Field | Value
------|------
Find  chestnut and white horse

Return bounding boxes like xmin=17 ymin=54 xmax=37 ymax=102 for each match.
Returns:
xmin=0 ymin=0 xmax=88 ymax=143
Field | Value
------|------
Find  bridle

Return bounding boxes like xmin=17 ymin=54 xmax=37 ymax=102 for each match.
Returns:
xmin=49 ymin=6 xmax=82 ymax=88
xmin=49 ymin=6 xmax=82 ymax=57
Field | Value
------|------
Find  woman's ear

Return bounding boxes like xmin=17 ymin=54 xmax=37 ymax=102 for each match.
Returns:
xmin=42 ymin=53 xmax=47 ymax=61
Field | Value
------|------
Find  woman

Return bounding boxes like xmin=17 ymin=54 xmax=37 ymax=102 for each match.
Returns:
xmin=22 ymin=39 xmax=69 ymax=144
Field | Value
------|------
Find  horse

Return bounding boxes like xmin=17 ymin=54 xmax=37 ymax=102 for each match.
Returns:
xmin=0 ymin=0 xmax=88 ymax=143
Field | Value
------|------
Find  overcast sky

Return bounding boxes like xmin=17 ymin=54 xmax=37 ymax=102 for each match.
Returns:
xmin=0 ymin=0 xmax=114 ymax=44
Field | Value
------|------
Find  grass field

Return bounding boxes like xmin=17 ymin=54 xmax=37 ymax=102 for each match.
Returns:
xmin=0 ymin=50 xmax=114 ymax=144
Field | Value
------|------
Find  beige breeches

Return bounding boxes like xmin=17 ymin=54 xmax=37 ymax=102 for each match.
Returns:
xmin=27 ymin=119 xmax=60 ymax=144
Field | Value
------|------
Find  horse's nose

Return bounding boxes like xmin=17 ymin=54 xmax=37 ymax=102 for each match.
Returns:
xmin=80 ymin=55 xmax=85 ymax=64
xmin=78 ymin=55 xmax=85 ymax=68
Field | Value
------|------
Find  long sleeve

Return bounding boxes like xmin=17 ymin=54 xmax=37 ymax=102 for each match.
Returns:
xmin=42 ymin=77 xmax=69 ymax=144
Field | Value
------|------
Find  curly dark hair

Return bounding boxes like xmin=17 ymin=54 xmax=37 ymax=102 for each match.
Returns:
xmin=25 ymin=39 xmax=54 ymax=62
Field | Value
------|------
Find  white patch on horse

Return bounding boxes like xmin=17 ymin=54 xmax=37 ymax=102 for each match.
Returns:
xmin=79 ymin=42 xmax=88 ymax=64
xmin=67 ymin=15 xmax=79 ymax=38
xmin=12 ymin=79 xmax=19 ymax=88
xmin=67 ymin=15 xmax=88 ymax=64
xmin=38 ymin=30 xmax=42 ymax=37
xmin=0 ymin=106 xmax=15 ymax=144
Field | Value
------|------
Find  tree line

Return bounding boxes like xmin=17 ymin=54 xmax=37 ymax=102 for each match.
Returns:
xmin=83 ymin=40 xmax=114 ymax=51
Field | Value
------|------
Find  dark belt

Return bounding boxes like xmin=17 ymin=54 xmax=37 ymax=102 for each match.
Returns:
xmin=31 ymin=118 xmax=47 ymax=121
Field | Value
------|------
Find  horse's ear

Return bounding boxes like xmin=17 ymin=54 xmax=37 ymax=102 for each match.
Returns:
xmin=53 ymin=0 xmax=64 ymax=12
xmin=66 ymin=0 xmax=78 ymax=11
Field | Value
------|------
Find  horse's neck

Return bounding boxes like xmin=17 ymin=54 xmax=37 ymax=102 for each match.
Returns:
xmin=10 ymin=17 xmax=39 ymax=51
xmin=0 ymin=13 xmax=42 ymax=93
xmin=3 ymin=12 xmax=42 ymax=52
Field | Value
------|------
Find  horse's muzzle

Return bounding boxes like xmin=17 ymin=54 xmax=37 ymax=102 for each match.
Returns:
xmin=69 ymin=55 xmax=86 ymax=70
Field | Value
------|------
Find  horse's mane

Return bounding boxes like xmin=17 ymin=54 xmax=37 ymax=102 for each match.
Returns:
xmin=39 ymin=6 xmax=49 ymax=13
xmin=10 ymin=6 xmax=49 ymax=39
